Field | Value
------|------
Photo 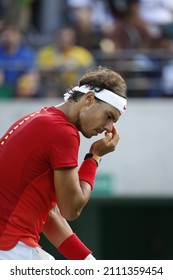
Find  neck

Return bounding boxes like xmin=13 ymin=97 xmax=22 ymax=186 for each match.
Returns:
xmin=56 ymin=101 xmax=79 ymax=127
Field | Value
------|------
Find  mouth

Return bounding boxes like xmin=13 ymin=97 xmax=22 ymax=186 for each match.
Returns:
xmin=95 ymin=129 xmax=103 ymax=135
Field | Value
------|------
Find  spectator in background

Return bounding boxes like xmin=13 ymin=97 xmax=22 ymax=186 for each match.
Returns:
xmin=37 ymin=27 xmax=95 ymax=97
xmin=2 ymin=0 xmax=33 ymax=32
xmin=139 ymin=0 xmax=173 ymax=39
xmin=107 ymin=0 xmax=153 ymax=50
xmin=0 ymin=21 xmax=39 ymax=98
xmin=138 ymin=0 xmax=173 ymax=97
xmin=66 ymin=0 xmax=115 ymax=49
xmin=106 ymin=0 xmax=165 ymax=97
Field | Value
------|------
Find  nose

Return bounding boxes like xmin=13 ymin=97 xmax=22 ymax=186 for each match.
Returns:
xmin=104 ymin=121 xmax=114 ymax=133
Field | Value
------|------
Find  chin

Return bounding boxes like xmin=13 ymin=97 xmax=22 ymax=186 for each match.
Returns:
xmin=80 ymin=131 xmax=92 ymax=139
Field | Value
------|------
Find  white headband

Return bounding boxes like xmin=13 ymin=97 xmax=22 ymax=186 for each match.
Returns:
xmin=64 ymin=85 xmax=127 ymax=114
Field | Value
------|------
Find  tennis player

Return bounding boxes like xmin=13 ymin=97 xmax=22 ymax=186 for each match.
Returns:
xmin=0 ymin=66 xmax=127 ymax=260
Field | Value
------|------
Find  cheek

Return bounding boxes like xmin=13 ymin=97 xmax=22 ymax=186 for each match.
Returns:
xmin=80 ymin=111 xmax=93 ymax=128
xmin=80 ymin=107 xmax=98 ymax=129
xmin=80 ymin=104 xmax=104 ymax=130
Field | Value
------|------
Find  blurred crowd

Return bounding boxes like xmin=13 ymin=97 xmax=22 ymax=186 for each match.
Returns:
xmin=0 ymin=0 xmax=173 ymax=99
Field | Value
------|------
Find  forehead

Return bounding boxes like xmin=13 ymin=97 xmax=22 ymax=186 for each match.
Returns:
xmin=98 ymin=101 xmax=121 ymax=119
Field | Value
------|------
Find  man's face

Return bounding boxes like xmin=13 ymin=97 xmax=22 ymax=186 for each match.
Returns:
xmin=77 ymin=93 xmax=121 ymax=138
xmin=1 ymin=26 xmax=21 ymax=48
xmin=56 ymin=28 xmax=75 ymax=50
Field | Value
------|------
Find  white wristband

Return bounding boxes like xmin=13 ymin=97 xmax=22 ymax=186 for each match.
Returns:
xmin=84 ymin=254 xmax=96 ymax=260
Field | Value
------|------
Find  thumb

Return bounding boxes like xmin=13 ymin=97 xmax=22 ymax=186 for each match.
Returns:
xmin=104 ymin=132 xmax=113 ymax=143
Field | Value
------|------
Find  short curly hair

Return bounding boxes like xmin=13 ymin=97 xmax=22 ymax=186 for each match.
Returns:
xmin=67 ymin=66 xmax=127 ymax=102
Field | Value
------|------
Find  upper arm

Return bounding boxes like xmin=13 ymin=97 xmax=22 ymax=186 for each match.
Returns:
xmin=48 ymin=124 xmax=80 ymax=170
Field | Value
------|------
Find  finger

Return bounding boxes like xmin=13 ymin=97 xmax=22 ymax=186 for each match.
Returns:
xmin=112 ymin=126 xmax=119 ymax=138
xmin=104 ymin=132 xmax=113 ymax=143
xmin=111 ymin=125 xmax=116 ymax=135
xmin=113 ymin=131 xmax=120 ymax=144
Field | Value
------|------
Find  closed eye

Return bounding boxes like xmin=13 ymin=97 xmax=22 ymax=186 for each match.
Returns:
xmin=106 ymin=113 xmax=117 ymax=123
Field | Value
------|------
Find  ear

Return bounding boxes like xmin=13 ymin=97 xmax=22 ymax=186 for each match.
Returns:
xmin=85 ymin=91 xmax=95 ymax=105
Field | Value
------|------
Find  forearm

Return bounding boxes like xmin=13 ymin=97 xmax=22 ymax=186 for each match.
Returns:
xmin=43 ymin=206 xmax=94 ymax=260
xmin=54 ymin=164 xmax=97 ymax=221
xmin=66 ymin=156 xmax=99 ymax=218
xmin=78 ymin=157 xmax=98 ymax=191
xmin=66 ymin=159 xmax=98 ymax=218
xmin=73 ymin=180 xmax=91 ymax=216
xmin=54 ymin=156 xmax=98 ymax=221
xmin=42 ymin=205 xmax=73 ymax=248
